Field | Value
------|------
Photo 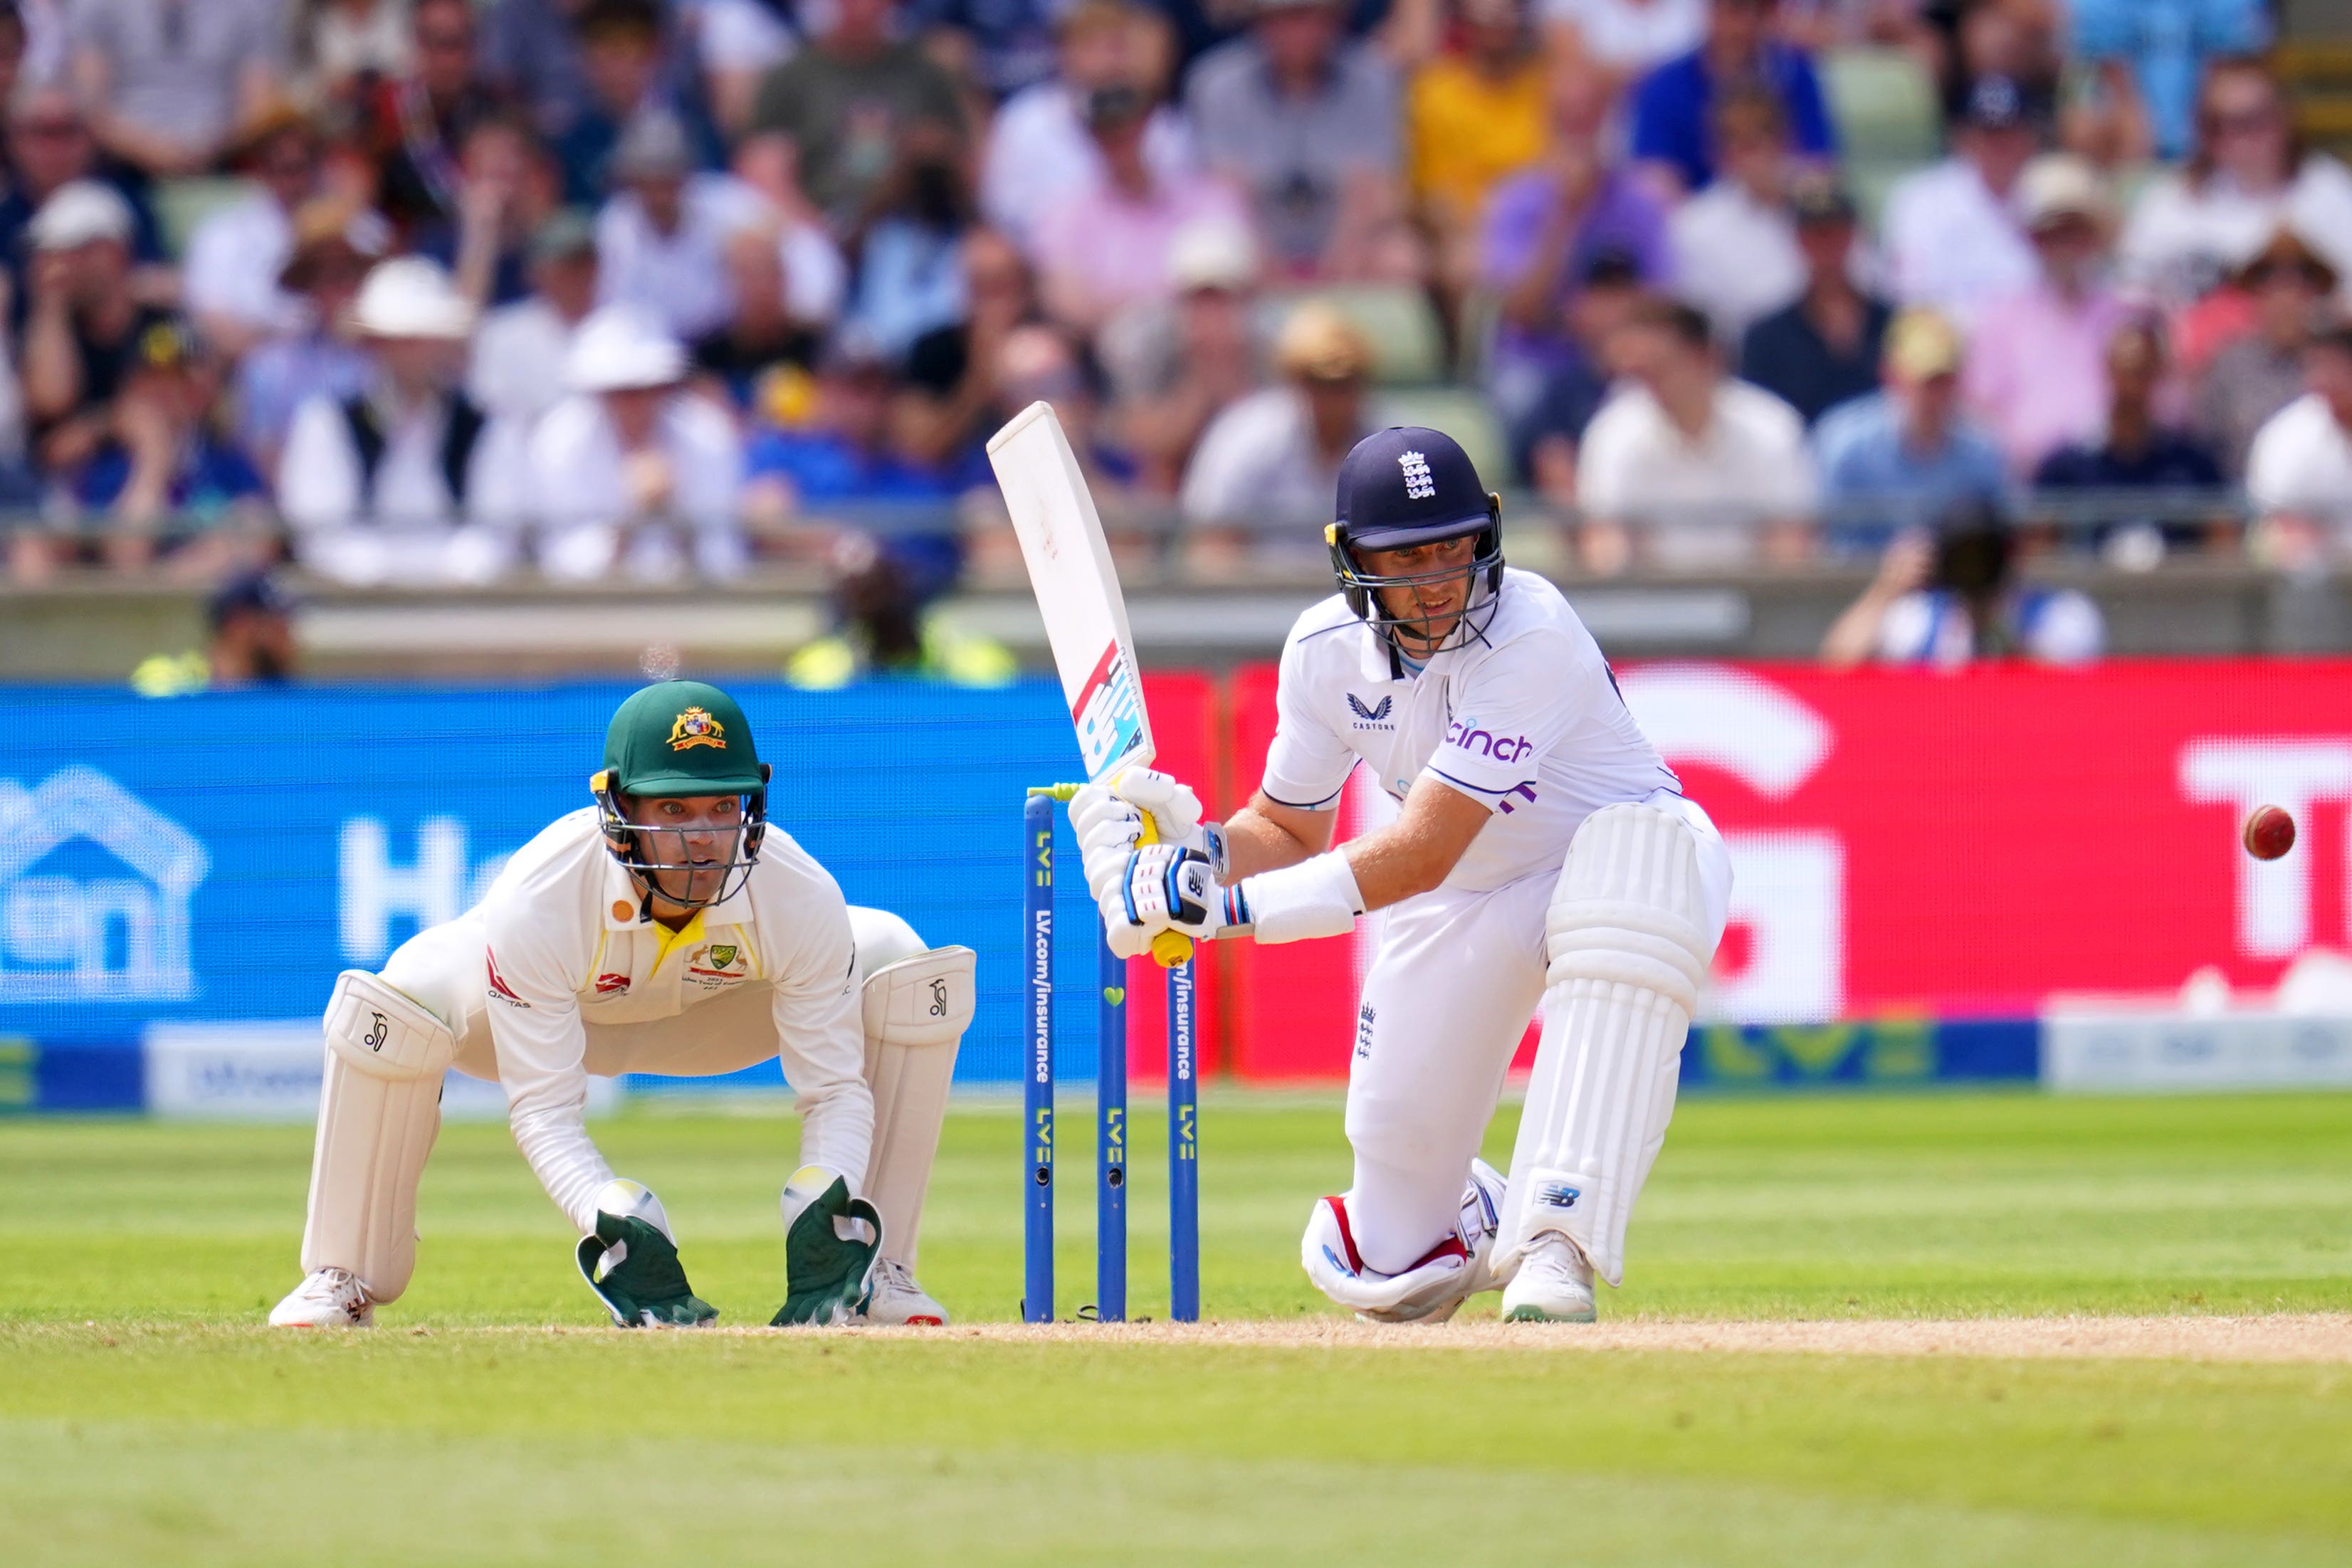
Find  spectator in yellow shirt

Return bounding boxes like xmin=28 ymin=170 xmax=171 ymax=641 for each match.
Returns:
xmin=1407 ymin=0 xmax=1549 ymax=305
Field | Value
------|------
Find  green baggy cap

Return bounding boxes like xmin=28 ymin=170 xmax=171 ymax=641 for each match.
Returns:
xmin=602 ymin=680 xmax=765 ymax=797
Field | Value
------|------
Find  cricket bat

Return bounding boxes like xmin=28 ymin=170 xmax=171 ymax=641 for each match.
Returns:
xmin=986 ymin=401 xmax=1192 ymax=968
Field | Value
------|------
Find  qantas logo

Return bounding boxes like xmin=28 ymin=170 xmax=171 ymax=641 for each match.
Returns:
xmin=594 ymin=972 xmax=631 ymax=996
xmin=1346 ymin=693 xmax=1395 ymax=731
xmin=487 ymin=949 xmax=528 ymax=1007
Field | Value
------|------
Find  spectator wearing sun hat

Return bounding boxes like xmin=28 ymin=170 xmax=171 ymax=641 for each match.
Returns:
xmin=1178 ymin=300 xmax=1377 ymax=566
xmin=279 ymin=256 xmax=532 ymax=585
xmin=183 ymin=105 xmax=374 ymax=358
xmin=1881 ymin=73 xmax=2044 ymax=323
xmin=233 ymin=198 xmax=387 ymax=468
xmin=1962 ymin=154 xmax=2132 ymax=477
xmin=0 ymin=80 xmax=167 ymax=328
xmin=529 ymin=302 xmax=745 ymax=582
xmin=19 ymin=178 xmax=178 ymax=480
xmin=1097 ymin=218 xmax=1270 ymax=493
xmin=1813 ymin=305 xmax=2011 ymax=554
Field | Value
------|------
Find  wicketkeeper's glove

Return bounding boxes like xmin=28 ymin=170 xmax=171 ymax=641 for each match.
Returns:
xmin=771 ymin=1166 xmax=885 ymax=1326
xmin=575 ymin=1181 xmax=718 ymax=1329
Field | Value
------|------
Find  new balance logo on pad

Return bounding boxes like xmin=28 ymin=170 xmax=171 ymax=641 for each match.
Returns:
xmin=1536 ymin=1181 xmax=1582 ymax=1210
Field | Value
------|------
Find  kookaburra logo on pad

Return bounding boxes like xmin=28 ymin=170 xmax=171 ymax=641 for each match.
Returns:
xmin=1398 ymin=451 xmax=1435 ymax=500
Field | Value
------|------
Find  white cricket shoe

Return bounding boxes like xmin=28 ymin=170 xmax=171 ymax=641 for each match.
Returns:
xmin=1501 ymin=1233 xmax=1597 ymax=1323
xmin=862 ymin=1258 xmax=947 ymax=1326
xmin=269 ymin=1267 xmax=376 ymax=1328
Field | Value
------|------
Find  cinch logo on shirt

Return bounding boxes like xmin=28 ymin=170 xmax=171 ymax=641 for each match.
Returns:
xmin=1444 ymin=718 xmax=1534 ymax=764
xmin=1345 ymin=693 xmax=1395 ymax=730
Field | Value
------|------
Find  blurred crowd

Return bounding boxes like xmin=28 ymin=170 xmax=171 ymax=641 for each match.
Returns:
xmin=0 ymin=0 xmax=2348 ymax=650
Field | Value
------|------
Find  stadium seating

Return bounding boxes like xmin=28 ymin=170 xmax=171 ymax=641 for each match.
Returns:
xmin=1820 ymin=47 xmax=1942 ymax=228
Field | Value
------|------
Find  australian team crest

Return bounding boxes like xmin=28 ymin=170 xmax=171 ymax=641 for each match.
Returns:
xmin=668 ymin=706 xmax=726 ymax=751
xmin=687 ymin=942 xmax=747 ymax=985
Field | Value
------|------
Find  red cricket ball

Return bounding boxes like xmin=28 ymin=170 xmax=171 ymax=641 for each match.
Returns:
xmin=2243 ymin=805 xmax=2296 ymax=861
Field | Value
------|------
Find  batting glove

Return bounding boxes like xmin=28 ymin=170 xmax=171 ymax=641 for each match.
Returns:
xmin=1071 ymin=770 xmax=1224 ymax=907
xmin=1104 ymin=843 xmax=1244 ymax=959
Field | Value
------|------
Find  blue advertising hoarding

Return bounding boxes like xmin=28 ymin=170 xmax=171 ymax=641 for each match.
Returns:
xmin=0 ymin=680 xmax=1123 ymax=1093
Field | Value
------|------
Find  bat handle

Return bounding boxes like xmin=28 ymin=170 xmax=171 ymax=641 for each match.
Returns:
xmin=1134 ymin=810 xmax=1196 ymax=969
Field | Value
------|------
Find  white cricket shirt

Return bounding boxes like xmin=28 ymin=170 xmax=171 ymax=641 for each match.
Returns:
xmin=478 ymin=807 xmax=873 ymax=1231
xmin=1261 ymin=568 xmax=1681 ymax=893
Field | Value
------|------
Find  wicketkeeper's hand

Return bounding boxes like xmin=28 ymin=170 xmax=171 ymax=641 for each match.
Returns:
xmin=1071 ymin=769 xmax=1222 ymax=907
xmin=771 ymin=1166 xmax=884 ymax=1327
xmin=1101 ymin=843 xmax=1237 ymax=959
xmin=575 ymin=1186 xmax=718 ymax=1329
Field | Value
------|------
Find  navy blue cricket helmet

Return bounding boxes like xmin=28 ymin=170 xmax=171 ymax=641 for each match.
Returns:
xmin=1325 ymin=427 xmax=1506 ymax=656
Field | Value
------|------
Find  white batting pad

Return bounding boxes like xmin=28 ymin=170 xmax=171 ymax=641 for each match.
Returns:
xmin=300 ymin=970 xmax=457 ymax=1303
xmin=861 ymin=946 xmax=975 ymax=1270
xmin=1498 ymin=803 xmax=1716 ymax=1288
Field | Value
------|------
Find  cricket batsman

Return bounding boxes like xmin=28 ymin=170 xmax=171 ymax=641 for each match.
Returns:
xmin=1076 ymin=428 xmax=1731 ymax=1322
xmin=270 ymin=680 xmax=974 ymax=1330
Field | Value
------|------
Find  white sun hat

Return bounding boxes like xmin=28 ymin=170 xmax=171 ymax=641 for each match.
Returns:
xmin=1169 ymin=217 xmax=1258 ymax=293
xmin=28 ymin=179 xmax=135 ymax=250
xmin=347 ymin=256 xmax=476 ymax=340
xmin=566 ymin=305 xmax=687 ymax=392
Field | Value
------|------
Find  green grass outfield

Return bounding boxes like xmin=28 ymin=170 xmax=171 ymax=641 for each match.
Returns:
xmin=5 ymin=1090 xmax=2351 ymax=1566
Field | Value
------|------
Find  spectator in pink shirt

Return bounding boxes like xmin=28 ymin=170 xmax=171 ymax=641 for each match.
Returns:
xmin=1964 ymin=154 xmax=2131 ymax=478
xmin=1031 ymin=83 xmax=1250 ymax=334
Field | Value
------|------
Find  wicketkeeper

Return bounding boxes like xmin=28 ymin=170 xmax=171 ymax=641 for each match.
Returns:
xmin=271 ymin=680 xmax=975 ymax=1329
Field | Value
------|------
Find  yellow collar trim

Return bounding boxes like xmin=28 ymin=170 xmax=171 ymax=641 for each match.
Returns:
xmin=650 ymin=909 xmax=707 ymax=971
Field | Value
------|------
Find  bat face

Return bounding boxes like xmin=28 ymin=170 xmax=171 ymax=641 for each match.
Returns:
xmin=1074 ymin=641 xmax=1153 ymax=784
xmin=987 ymin=401 xmax=1158 ymax=785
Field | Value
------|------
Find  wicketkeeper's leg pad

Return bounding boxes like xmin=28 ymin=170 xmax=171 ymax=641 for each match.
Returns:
xmin=850 ymin=907 xmax=975 ymax=1273
xmin=301 ymin=969 xmax=456 ymax=1303
xmin=1498 ymin=801 xmax=1720 ymax=1288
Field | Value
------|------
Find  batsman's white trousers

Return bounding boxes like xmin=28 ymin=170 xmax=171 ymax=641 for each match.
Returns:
xmin=1340 ymin=790 xmax=1731 ymax=1276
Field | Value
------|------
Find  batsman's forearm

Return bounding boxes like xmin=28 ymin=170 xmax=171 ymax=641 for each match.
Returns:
xmin=1222 ymin=797 xmax=1334 ymax=882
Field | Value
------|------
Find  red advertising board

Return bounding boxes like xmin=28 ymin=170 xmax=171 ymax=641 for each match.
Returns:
xmin=1206 ymin=660 xmax=2352 ymax=1081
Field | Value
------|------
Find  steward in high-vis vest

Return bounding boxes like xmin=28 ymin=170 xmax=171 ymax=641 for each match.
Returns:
xmin=270 ymin=681 xmax=976 ymax=1330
